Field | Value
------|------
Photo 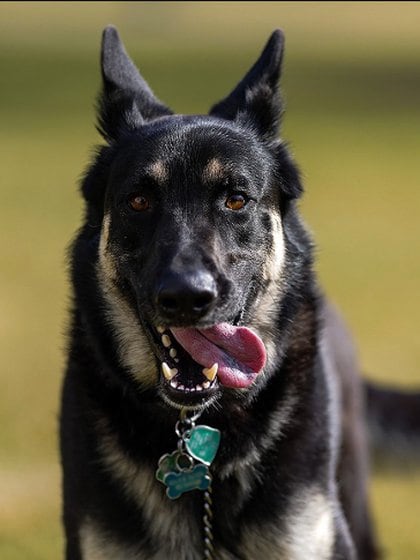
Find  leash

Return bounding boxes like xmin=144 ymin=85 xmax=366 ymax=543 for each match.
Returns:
xmin=156 ymin=408 xmax=221 ymax=559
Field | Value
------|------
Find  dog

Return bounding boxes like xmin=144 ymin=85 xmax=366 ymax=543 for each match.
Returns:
xmin=61 ymin=26 xmax=419 ymax=559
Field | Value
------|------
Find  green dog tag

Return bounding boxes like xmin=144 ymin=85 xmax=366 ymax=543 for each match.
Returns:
xmin=185 ymin=425 xmax=221 ymax=466
xmin=156 ymin=451 xmax=180 ymax=482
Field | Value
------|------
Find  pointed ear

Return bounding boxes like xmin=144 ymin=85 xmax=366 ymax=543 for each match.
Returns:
xmin=98 ymin=26 xmax=172 ymax=142
xmin=209 ymin=30 xmax=284 ymax=140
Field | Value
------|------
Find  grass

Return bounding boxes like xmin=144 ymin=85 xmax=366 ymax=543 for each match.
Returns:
xmin=1 ymin=3 xmax=419 ymax=558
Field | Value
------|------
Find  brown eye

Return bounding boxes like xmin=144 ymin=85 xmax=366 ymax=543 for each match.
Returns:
xmin=225 ymin=193 xmax=247 ymax=211
xmin=128 ymin=194 xmax=150 ymax=212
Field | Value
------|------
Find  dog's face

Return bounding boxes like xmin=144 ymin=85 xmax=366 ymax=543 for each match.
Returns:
xmin=81 ymin=27 xmax=304 ymax=409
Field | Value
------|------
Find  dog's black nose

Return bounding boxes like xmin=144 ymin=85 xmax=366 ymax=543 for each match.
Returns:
xmin=156 ymin=270 xmax=218 ymax=321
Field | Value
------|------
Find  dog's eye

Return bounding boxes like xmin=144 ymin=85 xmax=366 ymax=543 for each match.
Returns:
xmin=128 ymin=194 xmax=150 ymax=212
xmin=225 ymin=193 xmax=248 ymax=211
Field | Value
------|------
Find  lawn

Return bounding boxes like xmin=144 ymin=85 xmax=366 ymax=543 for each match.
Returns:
xmin=1 ymin=3 xmax=419 ymax=558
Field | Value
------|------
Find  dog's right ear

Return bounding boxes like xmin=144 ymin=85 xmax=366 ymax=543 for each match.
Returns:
xmin=98 ymin=26 xmax=172 ymax=142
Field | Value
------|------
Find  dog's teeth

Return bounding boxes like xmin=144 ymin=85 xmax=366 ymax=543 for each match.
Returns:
xmin=157 ymin=326 xmax=165 ymax=334
xmin=178 ymin=384 xmax=185 ymax=391
xmin=169 ymin=348 xmax=177 ymax=359
xmin=202 ymin=381 xmax=211 ymax=389
xmin=202 ymin=363 xmax=218 ymax=382
xmin=162 ymin=362 xmax=178 ymax=381
xmin=161 ymin=334 xmax=172 ymax=348
xmin=170 ymin=379 xmax=178 ymax=389
xmin=189 ymin=386 xmax=196 ymax=392
xmin=196 ymin=384 xmax=203 ymax=392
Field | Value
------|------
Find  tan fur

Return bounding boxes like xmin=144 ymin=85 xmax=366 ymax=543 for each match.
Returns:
xmin=202 ymin=157 xmax=224 ymax=182
xmin=97 ymin=214 xmax=157 ymax=388
xmin=146 ymin=160 xmax=168 ymax=184
xmin=249 ymin=213 xmax=286 ymax=375
xmin=281 ymin=489 xmax=334 ymax=560
xmin=94 ymin=415 xmax=203 ymax=559
xmin=80 ymin=518 xmax=140 ymax=560
xmin=240 ymin=488 xmax=334 ymax=560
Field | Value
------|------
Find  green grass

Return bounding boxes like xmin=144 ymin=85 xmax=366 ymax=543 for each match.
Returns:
xmin=1 ymin=3 xmax=419 ymax=558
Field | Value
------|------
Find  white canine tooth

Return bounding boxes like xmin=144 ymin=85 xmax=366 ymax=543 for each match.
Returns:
xmin=157 ymin=326 xmax=165 ymax=334
xmin=161 ymin=334 xmax=172 ymax=348
xmin=202 ymin=381 xmax=210 ymax=389
xmin=161 ymin=362 xmax=178 ymax=381
xmin=196 ymin=385 xmax=203 ymax=392
xmin=169 ymin=348 xmax=177 ymax=358
xmin=170 ymin=379 xmax=178 ymax=389
xmin=202 ymin=363 xmax=218 ymax=382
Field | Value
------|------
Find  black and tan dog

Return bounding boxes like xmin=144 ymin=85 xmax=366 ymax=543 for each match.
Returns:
xmin=61 ymin=26 xmax=419 ymax=559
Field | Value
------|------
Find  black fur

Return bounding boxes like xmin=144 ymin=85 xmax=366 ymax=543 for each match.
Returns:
xmin=61 ymin=26 xmax=384 ymax=559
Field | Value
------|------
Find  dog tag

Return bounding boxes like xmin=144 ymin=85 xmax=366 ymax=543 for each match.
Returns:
xmin=156 ymin=451 xmax=180 ymax=482
xmin=164 ymin=464 xmax=211 ymax=499
xmin=156 ymin=450 xmax=194 ymax=482
xmin=185 ymin=425 xmax=221 ymax=466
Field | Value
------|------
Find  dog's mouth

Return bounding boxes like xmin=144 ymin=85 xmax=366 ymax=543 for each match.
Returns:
xmin=151 ymin=323 xmax=267 ymax=407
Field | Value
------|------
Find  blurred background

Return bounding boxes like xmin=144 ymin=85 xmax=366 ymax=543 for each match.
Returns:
xmin=1 ymin=2 xmax=419 ymax=558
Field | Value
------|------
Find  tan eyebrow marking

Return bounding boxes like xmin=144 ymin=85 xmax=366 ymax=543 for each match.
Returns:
xmin=146 ymin=160 xmax=168 ymax=184
xmin=202 ymin=158 xmax=225 ymax=182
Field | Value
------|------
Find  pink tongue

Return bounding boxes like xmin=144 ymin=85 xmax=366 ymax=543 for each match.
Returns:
xmin=170 ymin=323 xmax=266 ymax=389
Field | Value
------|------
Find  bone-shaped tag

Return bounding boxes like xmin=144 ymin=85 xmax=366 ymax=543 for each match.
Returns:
xmin=163 ymin=464 xmax=210 ymax=499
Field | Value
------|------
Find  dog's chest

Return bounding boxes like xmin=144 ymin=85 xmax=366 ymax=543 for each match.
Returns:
xmin=80 ymin=514 xmax=201 ymax=560
xmin=80 ymin=494 xmax=334 ymax=560
xmin=82 ymin=430 xmax=334 ymax=559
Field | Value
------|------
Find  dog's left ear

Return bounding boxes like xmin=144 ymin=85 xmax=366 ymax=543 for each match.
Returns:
xmin=98 ymin=26 xmax=173 ymax=142
xmin=209 ymin=30 xmax=284 ymax=141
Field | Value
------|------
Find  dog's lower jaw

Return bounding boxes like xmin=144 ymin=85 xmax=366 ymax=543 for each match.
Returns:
xmin=159 ymin=386 xmax=220 ymax=411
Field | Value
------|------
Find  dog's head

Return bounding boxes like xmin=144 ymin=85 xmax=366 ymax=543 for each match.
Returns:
xmin=78 ymin=27 xmax=308 ymax=410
